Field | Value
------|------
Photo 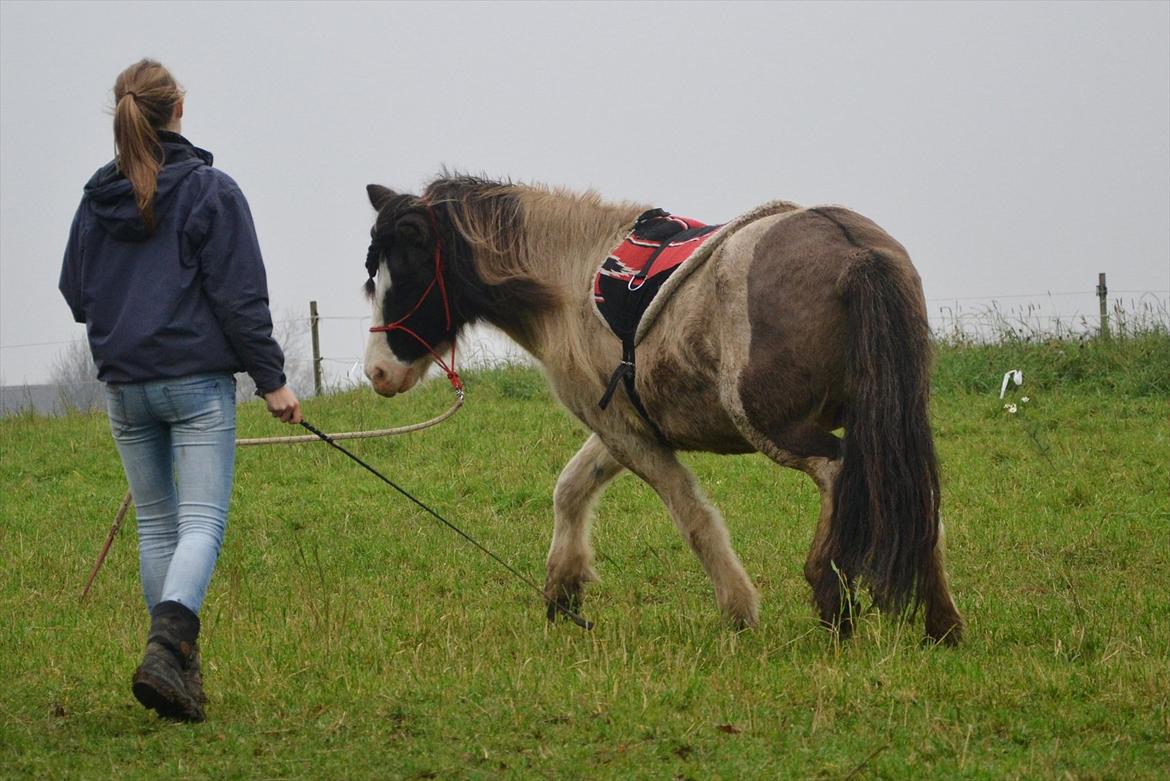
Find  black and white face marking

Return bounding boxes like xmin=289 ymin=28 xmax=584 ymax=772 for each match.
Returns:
xmin=363 ymin=249 xmax=413 ymax=395
xmin=362 ymin=195 xmax=452 ymax=396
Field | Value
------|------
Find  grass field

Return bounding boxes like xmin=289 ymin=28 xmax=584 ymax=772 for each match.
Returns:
xmin=2 ymin=335 xmax=1168 ymax=779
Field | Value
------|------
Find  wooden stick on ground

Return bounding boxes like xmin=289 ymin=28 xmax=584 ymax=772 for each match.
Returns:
xmin=80 ymin=489 xmax=132 ymax=602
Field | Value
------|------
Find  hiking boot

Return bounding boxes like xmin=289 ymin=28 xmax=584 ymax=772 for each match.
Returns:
xmin=183 ymin=642 xmax=207 ymax=706
xmin=131 ymin=600 xmax=205 ymax=722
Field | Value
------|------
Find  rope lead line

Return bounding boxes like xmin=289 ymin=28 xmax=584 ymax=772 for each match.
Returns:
xmin=80 ymin=395 xmax=465 ymax=602
xmin=298 ymin=418 xmax=594 ymax=631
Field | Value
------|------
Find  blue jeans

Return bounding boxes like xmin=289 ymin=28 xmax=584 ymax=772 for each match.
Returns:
xmin=104 ymin=373 xmax=236 ymax=616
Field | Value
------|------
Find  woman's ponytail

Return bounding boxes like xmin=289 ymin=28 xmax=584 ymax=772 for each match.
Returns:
xmin=111 ymin=60 xmax=184 ymax=233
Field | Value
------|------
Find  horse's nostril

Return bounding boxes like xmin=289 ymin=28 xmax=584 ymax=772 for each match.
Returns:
xmin=368 ymin=366 xmax=386 ymax=383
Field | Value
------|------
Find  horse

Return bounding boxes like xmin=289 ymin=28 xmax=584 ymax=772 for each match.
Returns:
xmin=361 ymin=175 xmax=963 ymax=645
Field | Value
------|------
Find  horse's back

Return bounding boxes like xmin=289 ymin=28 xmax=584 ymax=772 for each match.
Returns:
xmin=632 ymin=204 xmax=923 ymax=455
xmin=724 ymin=205 xmax=916 ymax=294
xmin=717 ymin=206 xmax=921 ymax=447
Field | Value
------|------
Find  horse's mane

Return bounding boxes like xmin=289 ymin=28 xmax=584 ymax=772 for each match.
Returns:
xmin=424 ymin=172 xmax=645 ymax=288
xmin=423 ymin=173 xmax=528 ymax=288
xmin=420 ymin=172 xmax=645 ymax=355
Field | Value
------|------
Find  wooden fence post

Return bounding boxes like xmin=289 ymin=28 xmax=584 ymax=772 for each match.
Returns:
xmin=1097 ymin=273 xmax=1110 ymax=340
xmin=310 ymin=300 xmax=323 ymax=396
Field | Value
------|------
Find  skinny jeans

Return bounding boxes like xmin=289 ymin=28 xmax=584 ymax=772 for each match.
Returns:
xmin=103 ymin=373 xmax=236 ymax=615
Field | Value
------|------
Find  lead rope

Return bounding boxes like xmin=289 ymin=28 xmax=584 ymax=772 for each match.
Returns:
xmin=341 ymin=206 xmax=589 ymax=625
xmin=81 ymin=397 xmax=593 ymax=630
xmin=297 ymin=417 xmax=593 ymax=630
xmin=80 ymin=390 xmax=464 ymax=602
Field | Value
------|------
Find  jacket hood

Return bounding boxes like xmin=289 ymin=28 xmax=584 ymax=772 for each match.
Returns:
xmin=84 ymin=132 xmax=213 ymax=241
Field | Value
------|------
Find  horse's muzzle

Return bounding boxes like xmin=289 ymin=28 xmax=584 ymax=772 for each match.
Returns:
xmin=365 ymin=362 xmax=419 ymax=397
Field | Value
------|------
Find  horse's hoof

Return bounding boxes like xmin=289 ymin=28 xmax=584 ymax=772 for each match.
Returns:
xmin=729 ymin=615 xmax=756 ymax=631
xmin=821 ymin=617 xmax=853 ymax=640
xmin=924 ymin=619 xmax=963 ymax=647
xmin=819 ymin=598 xmax=861 ymax=639
xmin=717 ymin=581 xmax=760 ymax=630
xmin=724 ymin=600 xmax=759 ymax=630
xmin=544 ymin=580 xmax=584 ymax=624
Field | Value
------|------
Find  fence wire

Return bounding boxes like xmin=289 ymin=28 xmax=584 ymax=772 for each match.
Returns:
xmin=4 ymin=285 xmax=1167 ymax=417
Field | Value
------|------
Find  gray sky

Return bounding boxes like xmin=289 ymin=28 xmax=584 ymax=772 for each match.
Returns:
xmin=2 ymin=0 xmax=1167 ymax=385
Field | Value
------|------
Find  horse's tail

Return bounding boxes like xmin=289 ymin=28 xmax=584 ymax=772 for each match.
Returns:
xmin=829 ymin=249 xmax=940 ymax=616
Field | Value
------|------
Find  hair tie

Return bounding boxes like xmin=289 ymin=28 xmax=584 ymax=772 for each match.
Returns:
xmin=123 ymin=91 xmax=138 ymax=100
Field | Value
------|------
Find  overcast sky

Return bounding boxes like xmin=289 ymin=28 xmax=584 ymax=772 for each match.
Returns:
xmin=2 ymin=0 xmax=1167 ymax=385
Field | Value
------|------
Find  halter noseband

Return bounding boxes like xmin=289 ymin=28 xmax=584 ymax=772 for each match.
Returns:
xmin=368 ymin=203 xmax=463 ymax=394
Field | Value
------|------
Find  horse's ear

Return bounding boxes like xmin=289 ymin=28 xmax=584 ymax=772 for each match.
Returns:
xmin=367 ymin=184 xmax=396 ymax=211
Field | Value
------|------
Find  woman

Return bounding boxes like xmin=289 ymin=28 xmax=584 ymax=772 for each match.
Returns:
xmin=59 ymin=59 xmax=301 ymax=723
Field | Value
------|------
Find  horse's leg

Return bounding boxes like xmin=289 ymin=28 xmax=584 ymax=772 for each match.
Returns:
xmin=544 ymin=434 xmax=625 ymax=620
xmin=741 ymin=420 xmax=859 ymax=636
xmin=604 ymin=436 xmax=759 ymax=628
xmin=799 ymin=456 xmax=862 ymax=637
xmin=922 ymin=520 xmax=963 ymax=645
xmin=784 ymin=430 xmax=961 ymax=644
xmin=781 ymin=419 xmax=961 ymax=644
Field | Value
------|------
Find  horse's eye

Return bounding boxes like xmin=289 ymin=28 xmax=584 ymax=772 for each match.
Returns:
xmin=388 ymin=254 xmax=422 ymax=280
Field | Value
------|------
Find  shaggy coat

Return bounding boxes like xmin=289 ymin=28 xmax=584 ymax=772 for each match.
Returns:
xmin=363 ymin=176 xmax=962 ymax=644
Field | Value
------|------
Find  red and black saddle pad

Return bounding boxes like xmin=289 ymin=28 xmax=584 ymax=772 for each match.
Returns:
xmin=593 ymin=209 xmax=723 ymax=441
xmin=594 ymin=208 xmax=722 ymax=344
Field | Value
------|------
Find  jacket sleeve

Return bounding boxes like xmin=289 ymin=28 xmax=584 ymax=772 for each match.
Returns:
xmin=58 ymin=202 xmax=87 ymax=323
xmin=192 ymin=184 xmax=287 ymax=394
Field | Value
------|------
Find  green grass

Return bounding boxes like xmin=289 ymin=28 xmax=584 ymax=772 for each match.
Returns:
xmin=2 ymin=343 xmax=1168 ymax=779
xmin=933 ymin=331 xmax=1170 ymax=397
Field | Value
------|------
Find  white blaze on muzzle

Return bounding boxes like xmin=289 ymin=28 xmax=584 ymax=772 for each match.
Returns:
xmin=364 ymin=265 xmax=429 ymax=396
xmin=363 ymin=204 xmax=463 ymax=398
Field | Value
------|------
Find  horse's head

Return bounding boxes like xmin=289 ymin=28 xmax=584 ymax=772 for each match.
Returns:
xmin=363 ymin=184 xmax=456 ymax=397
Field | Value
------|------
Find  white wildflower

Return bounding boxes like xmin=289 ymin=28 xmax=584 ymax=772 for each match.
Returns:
xmin=1021 ymin=396 xmax=1030 ymax=403
xmin=1004 ymin=403 xmax=1018 ymax=414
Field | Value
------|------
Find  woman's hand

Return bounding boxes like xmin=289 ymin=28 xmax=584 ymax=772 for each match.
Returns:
xmin=264 ymin=386 xmax=302 ymax=424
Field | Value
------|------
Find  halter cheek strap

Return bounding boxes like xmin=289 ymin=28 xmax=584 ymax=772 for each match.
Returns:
xmin=369 ymin=204 xmax=463 ymax=394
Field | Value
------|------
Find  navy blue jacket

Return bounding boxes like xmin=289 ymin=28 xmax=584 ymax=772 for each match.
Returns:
xmin=59 ymin=132 xmax=286 ymax=393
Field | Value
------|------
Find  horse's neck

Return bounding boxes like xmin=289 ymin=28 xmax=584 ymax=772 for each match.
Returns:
xmin=523 ymin=187 xmax=644 ymax=279
xmin=499 ymin=188 xmax=645 ymax=359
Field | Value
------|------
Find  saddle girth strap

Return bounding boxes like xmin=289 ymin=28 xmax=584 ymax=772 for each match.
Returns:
xmin=598 ymin=338 xmax=668 ymax=445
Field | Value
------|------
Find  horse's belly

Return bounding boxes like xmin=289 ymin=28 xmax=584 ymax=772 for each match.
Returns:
xmin=639 ymin=343 xmax=753 ymax=454
xmin=660 ymin=409 xmax=754 ymax=454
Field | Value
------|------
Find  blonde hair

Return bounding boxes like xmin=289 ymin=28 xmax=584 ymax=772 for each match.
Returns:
xmin=112 ymin=59 xmax=185 ymax=232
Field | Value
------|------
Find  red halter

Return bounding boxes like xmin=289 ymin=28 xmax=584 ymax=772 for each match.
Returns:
xmin=368 ymin=204 xmax=463 ymax=394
